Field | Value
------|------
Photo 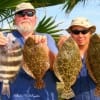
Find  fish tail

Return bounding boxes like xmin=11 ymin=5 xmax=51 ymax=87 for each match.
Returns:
xmin=1 ymin=80 xmax=10 ymax=98
xmin=61 ymin=88 xmax=75 ymax=99
xmin=34 ymin=79 xmax=45 ymax=89
xmin=95 ymin=86 xmax=100 ymax=96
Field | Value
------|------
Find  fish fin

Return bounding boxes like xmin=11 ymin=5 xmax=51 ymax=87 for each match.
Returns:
xmin=61 ymin=88 xmax=75 ymax=99
xmin=34 ymin=79 xmax=45 ymax=89
xmin=2 ymin=80 xmax=10 ymax=98
xmin=95 ymin=85 xmax=100 ymax=96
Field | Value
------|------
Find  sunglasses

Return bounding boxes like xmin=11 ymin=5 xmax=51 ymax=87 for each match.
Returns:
xmin=16 ymin=10 xmax=36 ymax=17
xmin=71 ymin=29 xmax=89 ymax=35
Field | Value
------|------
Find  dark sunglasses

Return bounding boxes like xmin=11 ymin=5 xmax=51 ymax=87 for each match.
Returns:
xmin=71 ymin=29 xmax=89 ymax=35
xmin=15 ymin=10 xmax=36 ymax=17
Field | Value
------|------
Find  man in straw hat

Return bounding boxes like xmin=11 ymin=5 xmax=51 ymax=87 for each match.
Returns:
xmin=58 ymin=17 xmax=100 ymax=100
xmin=0 ymin=2 xmax=59 ymax=100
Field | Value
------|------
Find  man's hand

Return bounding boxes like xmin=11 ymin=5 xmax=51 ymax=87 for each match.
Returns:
xmin=57 ymin=35 xmax=68 ymax=48
xmin=0 ymin=32 xmax=8 ymax=45
xmin=30 ymin=35 xmax=47 ymax=44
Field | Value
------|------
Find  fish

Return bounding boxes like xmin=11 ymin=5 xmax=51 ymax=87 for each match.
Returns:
xmin=23 ymin=37 xmax=50 ymax=89
xmin=53 ymin=37 xmax=82 ymax=99
xmin=86 ymin=33 xmax=100 ymax=96
xmin=0 ymin=33 xmax=23 ymax=97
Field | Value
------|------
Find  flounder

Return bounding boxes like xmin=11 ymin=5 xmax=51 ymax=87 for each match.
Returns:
xmin=86 ymin=33 xmax=100 ymax=96
xmin=53 ymin=37 xmax=82 ymax=99
xmin=23 ymin=37 xmax=50 ymax=89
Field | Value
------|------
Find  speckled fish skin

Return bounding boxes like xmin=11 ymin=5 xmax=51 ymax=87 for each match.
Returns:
xmin=0 ymin=39 xmax=23 ymax=97
xmin=53 ymin=37 xmax=82 ymax=99
xmin=23 ymin=37 xmax=50 ymax=89
xmin=86 ymin=34 xmax=100 ymax=96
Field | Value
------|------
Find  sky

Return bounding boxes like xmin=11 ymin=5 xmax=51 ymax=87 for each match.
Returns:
xmin=36 ymin=0 xmax=100 ymax=35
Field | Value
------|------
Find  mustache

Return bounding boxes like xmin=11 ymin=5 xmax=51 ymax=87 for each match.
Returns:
xmin=20 ymin=20 xmax=31 ymax=23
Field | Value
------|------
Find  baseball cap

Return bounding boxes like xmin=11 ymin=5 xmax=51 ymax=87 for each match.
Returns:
xmin=67 ymin=17 xmax=96 ymax=33
xmin=15 ymin=2 xmax=35 ymax=14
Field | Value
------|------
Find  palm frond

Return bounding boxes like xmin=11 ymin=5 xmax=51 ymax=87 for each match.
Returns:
xmin=36 ymin=15 xmax=62 ymax=34
xmin=29 ymin=0 xmax=65 ymax=8
xmin=36 ymin=15 xmax=63 ymax=41
xmin=0 ymin=0 xmax=29 ymax=9
xmin=63 ymin=0 xmax=87 ymax=13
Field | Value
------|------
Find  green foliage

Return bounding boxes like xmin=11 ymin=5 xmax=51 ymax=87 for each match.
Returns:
xmin=36 ymin=16 xmax=63 ymax=42
xmin=36 ymin=16 xmax=62 ymax=34
xmin=0 ymin=0 xmax=29 ymax=9
xmin=63 ymin=0 xmax=87 ymax=13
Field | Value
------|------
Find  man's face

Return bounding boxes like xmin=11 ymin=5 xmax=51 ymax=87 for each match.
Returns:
xmin=14 ymin=10 xmax=37 ymax=34
xmin=70 ymin=26 xmax=91 ymax=47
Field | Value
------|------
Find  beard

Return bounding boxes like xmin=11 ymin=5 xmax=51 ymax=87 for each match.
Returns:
xmin=15 ymin=21 xmax=35 ymax=34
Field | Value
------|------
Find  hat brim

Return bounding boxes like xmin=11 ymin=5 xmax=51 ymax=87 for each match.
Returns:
xmin=15 ymin=9 xmax=35 ymax=14
xmin=89 ymin=26 xmax=96 ymax=33
xmin=66 ymin=25 xmax=96 ymax=33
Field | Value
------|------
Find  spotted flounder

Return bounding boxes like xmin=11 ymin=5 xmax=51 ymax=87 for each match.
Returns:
xmin=53 ymin=37 xmax=82 ymax=99
xmin=86 ymin=33 xmax=100 ymax=96
xmin=23 ymin=37 xmax=50 ymax=89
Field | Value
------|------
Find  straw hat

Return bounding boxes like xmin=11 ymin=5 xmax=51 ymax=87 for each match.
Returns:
xmin=67 ymin=17 xmax=96 ymax=33
xmin=15 ymin=2 xmax=35 ymax=14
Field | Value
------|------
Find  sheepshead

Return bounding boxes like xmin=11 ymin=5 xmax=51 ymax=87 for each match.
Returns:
xmin=53 ymin=37 xmax=82 ymax=99
xmin=86 ymin=33 xmax=100 ymax=96
xmin=23 ymin=37 xmax=50 ymax=89
xmin=0 ymin=33 xmax=23 ymax=97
